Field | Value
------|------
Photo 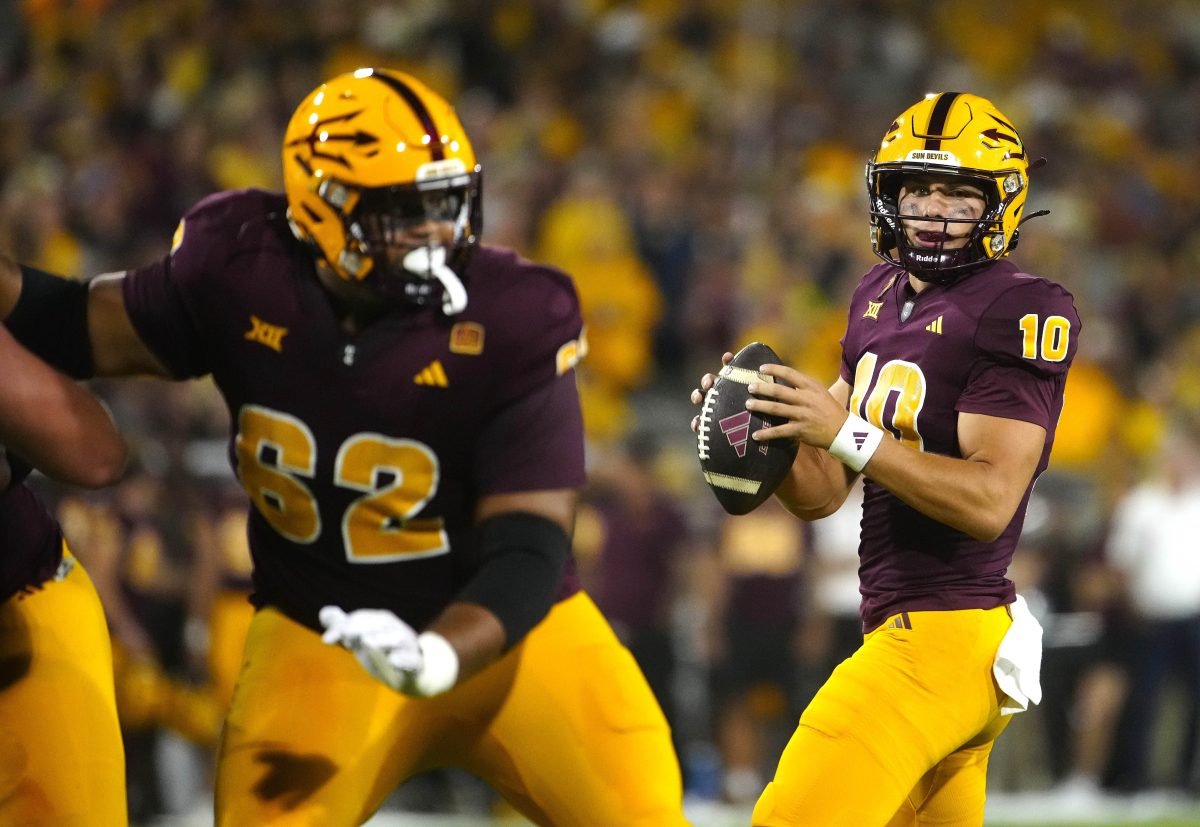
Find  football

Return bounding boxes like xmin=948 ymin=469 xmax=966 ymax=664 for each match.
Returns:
xmin=696 ymin=342 xmax=800 ymax=515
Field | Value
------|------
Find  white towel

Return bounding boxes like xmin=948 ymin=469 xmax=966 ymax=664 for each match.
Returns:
xmin=992 ymin=594 xmax=1043 ymax=716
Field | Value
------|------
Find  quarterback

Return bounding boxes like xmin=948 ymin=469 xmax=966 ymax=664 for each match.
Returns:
xmin=0 ymin=69 xmax=686 ymax=826
xmin=693 ymin=92 xmax=1079 ymax=825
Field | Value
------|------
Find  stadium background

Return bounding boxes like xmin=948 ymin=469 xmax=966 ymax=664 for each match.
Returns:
xmin=3 ymin=0 xmax=1200 ymax=825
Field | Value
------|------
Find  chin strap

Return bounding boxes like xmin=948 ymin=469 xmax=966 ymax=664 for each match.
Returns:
xmin=403 ymin=246 xmax=467 ymax=315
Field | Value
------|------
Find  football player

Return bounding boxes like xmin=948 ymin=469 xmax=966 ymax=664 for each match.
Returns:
xmin=0 ymin=69 xmax=687 ymax=826
xmin=0 ymin=319 xmax=127 ymax=824
xmin=692 ymin=92 xmax=1079 ymax=825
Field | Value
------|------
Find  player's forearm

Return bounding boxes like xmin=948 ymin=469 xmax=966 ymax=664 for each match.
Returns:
xmin=774 ymin=444 xmax=856 ymax=520
xmin=859 ymin=438 xmax=1023 ymax=542
xmin=424 ymin=602 xmax=506 ymax=682
xmin=19 ymin=388 xmax=126 ymax=487
xmin=0 ymin=328 xmax=126 ymax=487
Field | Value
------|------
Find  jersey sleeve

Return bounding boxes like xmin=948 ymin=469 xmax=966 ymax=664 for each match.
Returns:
xmin=474 ymin=372 xmax=586 ymax=495
xmin=474 ymin=262 xmax=588 ymax=495
xmin=491 ymin=262 xmax=588 ymax=405
xmin=957 ymin=278 xmax=1081 ymax=428
xmin=121 ymin=191 xmax=245 ymax=379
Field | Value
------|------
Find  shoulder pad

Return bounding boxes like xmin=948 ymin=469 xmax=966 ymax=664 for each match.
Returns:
xmin=976 ymin=277 xmax=1080 ymax=378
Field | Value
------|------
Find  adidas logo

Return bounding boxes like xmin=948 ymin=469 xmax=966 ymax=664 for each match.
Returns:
xmin=413 ymin=360 xmax=449 ymax=387
xmin=925 ymin=315 xmax=943 ymax=334
xmin=719 ymin=411 xmax=752 ymax=458
xmin=853 ymin=431 xmax=869 ymax=449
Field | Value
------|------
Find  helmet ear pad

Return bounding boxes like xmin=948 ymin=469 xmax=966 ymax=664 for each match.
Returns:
xmin=871 ymin=172 xmax=903 ymax=252
xmin=876 ymin=192 xmax=899 ymax=251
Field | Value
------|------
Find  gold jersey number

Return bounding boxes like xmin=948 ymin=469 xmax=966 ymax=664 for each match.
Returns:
xmin=849 ymin=352 xmax=927 ymax=450
xmin=234 ymin=405 xmax=449 ymax=563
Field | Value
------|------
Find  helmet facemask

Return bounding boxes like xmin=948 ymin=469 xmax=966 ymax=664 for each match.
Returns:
xmin=336 ymin=173 xmax=479 ymax=312
xmin=870 ymin=166 xmax=1018 ymax=284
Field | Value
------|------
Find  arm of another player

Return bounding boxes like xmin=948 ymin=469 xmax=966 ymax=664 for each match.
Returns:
xmin=0 ymin=256 xmax=171 ymax=378
xmin=0 ymin=321 xmax=126 ymax=488
xmin=748 ymin=364 xmax=1044 ymax=542
xmin=430 ymin=487 xmax=577 ymax=682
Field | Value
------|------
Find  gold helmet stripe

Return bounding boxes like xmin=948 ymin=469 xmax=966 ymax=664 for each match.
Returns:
xmin=369 ymin=72 xmax=445 ymax=161
xmin=921 ymin=91 xmax=963 ymax=151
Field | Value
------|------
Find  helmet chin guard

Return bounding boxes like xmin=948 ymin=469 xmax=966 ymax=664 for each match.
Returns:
xmin=403 ymin=246 xmax=467 ymax=315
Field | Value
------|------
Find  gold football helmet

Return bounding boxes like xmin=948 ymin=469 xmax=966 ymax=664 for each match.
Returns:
xmin=867 ymin=92 xmax=1036 ymax=282
xmin=282 ymin=68 xmax=481 ymax=310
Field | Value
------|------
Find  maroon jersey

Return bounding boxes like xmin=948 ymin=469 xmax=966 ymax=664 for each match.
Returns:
xmin=0 ymin=482 xmax=64 ymax=602
xmin=839 ymin=260 xmax=1079 ymax=631
xmin=122 ymin=189 xmax=587 ymax=631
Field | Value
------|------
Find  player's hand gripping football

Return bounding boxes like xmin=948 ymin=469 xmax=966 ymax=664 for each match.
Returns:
xmin=319 ymin=606 xmax=424 ymax=693
xmin=743 ymin=364 xmax=849 ymax=449
xmin=690 ymin=356 xmax=847 ymax=448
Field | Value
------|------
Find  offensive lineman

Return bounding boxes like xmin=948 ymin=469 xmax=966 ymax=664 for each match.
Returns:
xmin=1 ymin=68 xmax=687 ymax=826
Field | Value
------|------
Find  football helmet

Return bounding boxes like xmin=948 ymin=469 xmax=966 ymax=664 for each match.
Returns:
xmin=283 ymin=68 xmax=481 ymax=313
xmin=867 ymin=92 xmax=1032 ymax=282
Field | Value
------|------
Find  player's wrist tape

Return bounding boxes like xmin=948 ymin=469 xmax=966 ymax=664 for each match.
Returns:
xmin=828 ymin=413 xmax=884 ymax=473
xmin=413 ymin=631 xmax=459 ymax=697
xmin=6 ymin=265 xmax=94 ymax=379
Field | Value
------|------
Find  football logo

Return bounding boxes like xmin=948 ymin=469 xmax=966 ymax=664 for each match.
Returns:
xmin=696 ymin=342 xmax=800 ymax=515
xmin=719 ymin=411 xmax=767 ymax=458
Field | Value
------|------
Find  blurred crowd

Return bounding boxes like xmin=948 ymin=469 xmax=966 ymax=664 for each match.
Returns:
xmin=3 ymin=0 xmax=1200 ymax=821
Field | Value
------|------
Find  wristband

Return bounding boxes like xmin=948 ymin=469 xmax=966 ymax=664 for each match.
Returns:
xmin=413 ymin=631 xmax=459 ymax=697
xmin=828 ymin=412 xmax=884 ymax=473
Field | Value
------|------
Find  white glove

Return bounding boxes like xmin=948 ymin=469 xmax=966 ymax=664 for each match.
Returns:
xmin=318 ymin=605 xmax=458 ymax=697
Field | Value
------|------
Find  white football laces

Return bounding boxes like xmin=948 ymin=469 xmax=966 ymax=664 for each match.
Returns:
xmin=697 ymin=387 xmax=717 ymax=461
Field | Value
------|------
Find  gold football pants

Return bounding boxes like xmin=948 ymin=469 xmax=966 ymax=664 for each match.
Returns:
xmin=753 ymin=606 xmax=1015 ymax=827
xmin=215 ymin=591 xmax=688 ymax=826
xmin=0 ymin=548 xmax=126 ymax=826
